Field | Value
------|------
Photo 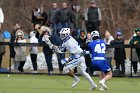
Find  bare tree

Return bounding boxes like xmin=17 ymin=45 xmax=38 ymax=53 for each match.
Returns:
xmin=0 ymin=0 xmax=139 ymax=39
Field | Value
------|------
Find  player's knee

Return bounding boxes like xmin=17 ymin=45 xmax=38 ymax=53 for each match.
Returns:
xmin=109 ymin=71 xmax=113 ymax=76
xmin=106 ymin=71 xmax=112 ymax=77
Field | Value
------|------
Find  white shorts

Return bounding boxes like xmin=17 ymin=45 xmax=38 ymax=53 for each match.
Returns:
xmin=63 ymin=56 xmax=87 ymax=73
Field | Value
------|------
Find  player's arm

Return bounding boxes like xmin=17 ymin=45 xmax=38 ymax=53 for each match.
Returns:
xmin=42 ymin=35 xmax=65 ymax=53
xmin=87 ymin=44 xmax=93 ymax=58
xmin=42 ymin=35 xmax=54 ymax=49
xmin=68 ymin=41 xmax=90 ymax=55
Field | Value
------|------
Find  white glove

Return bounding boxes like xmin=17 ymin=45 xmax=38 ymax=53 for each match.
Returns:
xmin=42 ymin=35 xmax=54 ymax=49
xmin=82 ymin=50 xmax=90 ymax=55
xmin=42 ymin=35 xmax=50 ymax=42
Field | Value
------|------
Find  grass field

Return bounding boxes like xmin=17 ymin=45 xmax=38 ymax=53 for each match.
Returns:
xmin=0 ymin=74 xmax=140 ymax=93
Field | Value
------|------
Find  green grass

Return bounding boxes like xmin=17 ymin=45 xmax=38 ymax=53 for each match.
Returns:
xmin=0 ymin=74 xmax=140 ymax=93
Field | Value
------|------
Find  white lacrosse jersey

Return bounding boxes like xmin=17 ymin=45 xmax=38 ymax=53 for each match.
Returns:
xmin=62 ymin=36 xmax=83 ymax=59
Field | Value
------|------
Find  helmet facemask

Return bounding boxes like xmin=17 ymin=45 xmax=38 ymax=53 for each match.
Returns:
xmin=60 ymin=28 xmax=70 ymax=40
xmin=91 ymin=30 xmax=100 ymax=40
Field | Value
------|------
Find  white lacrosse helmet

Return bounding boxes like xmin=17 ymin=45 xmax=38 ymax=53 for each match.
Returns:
xmin=91 ymin=30 xmax=100 ymax=38
xmin=59 ymin=28 xmax=70 ymax=39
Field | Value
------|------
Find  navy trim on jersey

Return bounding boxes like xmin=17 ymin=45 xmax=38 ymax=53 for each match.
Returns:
xmin=66 ymin=60 xmax=78 ymax=66
xmin=63 ymin=36 xmax=71 ymax=43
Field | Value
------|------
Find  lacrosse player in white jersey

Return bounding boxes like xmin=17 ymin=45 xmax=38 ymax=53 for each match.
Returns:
xmin=42 ymin=28 xmax=97 ymax=90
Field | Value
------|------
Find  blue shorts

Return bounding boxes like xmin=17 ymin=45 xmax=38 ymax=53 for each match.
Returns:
xmin=91 ymin=60 xmax=111 ymax=74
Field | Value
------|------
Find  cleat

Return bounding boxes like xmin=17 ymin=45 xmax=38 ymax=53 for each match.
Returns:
xmin=72 ymin=78 xmax=80 ymax=88
xmin=100 ymin=87 xmax=105 ymax=91
xmin=99 ymin=81 xmax=108 ymax=90
xmin=89 ymin=84 xmax=97 ymax=91
xmin=99 ymin=85 xmax=105 ymax=91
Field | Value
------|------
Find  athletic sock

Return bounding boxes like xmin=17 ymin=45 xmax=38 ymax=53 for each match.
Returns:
xmin=82 ymin=71 xmax=96 ymax=86
xmin=100 ymin=79 xmax=105 ymax=83
xmin=74 ymin=75 xmax=79 ymax=80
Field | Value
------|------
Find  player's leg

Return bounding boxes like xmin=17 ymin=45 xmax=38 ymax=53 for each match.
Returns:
xmin=100 ymin=72 xmax=105 ymax=80
xmin=68 ymin=69 xmax=80 ymax=87
xmin=99 ymin=71 xmax=112 ymax=90
xmin=80 ymin=69 xmax=97 ymax=90
xmin=102 ymin=71 xmax=112 ymax=81
xmin=63 ymin=60 xmax=80 ymax=87
xmin=99 ymin=60 xmax=112 ymax=90
xmin=101 ymin=59 xmax=113 ymax=82
xmin=99 ymin=72 xmax=106 ymax=91
xmin=79 ymin=57 xmax=97 ymax=90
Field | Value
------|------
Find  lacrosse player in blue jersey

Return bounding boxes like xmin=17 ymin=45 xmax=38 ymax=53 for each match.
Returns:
xmin=88 ymin=30 xmax=112 ymax=91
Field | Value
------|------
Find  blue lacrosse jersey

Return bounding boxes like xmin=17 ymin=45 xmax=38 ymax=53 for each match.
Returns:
xmin=88 ymin=39 xmax=111 ymax=73
xmin=88 ymin=39 xmax=106 ymax=59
